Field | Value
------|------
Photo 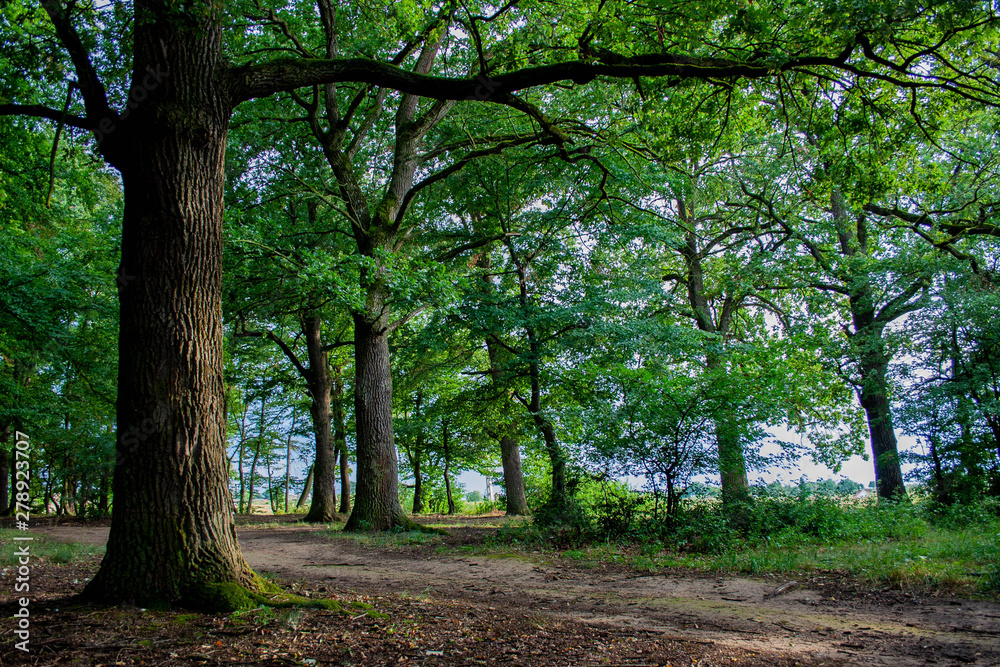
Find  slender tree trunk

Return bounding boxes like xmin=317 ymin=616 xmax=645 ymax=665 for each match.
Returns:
xmin=344 ymin=310 xmax=415 ymax=531
xmin=237 ymin=440 xmax=246 ymax=514
xmin=284 ymin=413 xmax=294 ymax=513
xmin=705 ymin=354 xmax=749 ymax=504
xmin=266 ymin=452 xmax=277 ymax=513
xmin=247 ymin=442 xmax=261 ymax=515
xmin=303 ymin=315 xmax=337 ymax=522
xmin=855 ymin=340 xmax=906 ymax=499
xmin=526 ymin=346 xmax=565 ymax=500
xmin=412 ymin=437 xmax=425 ymax=514
xmin=443 ymin=421 xmax=455 ymax=515
xmin=97 ymin=470 xmax=110 ymax=516
xmin=479 ymin=256 xmax=531 ymax=516
xmin=338 ymin=441 xmax=352 ymax=515
xmin=410 ymin=389 xmax=425 ymax=514
xmin=679 ymin=208 xmax=749 ymax=506
xmin=296 ymin=464 xmax=314 ymax=510
xmin=331 ymin=366 xmax=351 ymax=514
xmin=331 ymin=365 xmax=349 ymax=515
xmin=43 ymin=464 xmax=53 ymax=515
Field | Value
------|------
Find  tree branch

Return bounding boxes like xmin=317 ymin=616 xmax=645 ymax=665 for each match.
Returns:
xmin=0 ymin=104 xmax=93 ymax=130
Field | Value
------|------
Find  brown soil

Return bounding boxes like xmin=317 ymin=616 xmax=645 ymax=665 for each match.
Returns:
xmin=3 ymin=516 xmax=999 ymax=666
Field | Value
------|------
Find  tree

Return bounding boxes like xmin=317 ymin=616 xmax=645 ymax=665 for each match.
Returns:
xmin=2 ymin=0 xmax=994 ymax=605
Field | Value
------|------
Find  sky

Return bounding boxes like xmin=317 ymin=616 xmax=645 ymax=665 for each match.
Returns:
xmin=455 ymin=429 xmax=924 ymax=498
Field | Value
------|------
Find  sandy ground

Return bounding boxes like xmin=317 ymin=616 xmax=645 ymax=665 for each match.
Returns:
xmin=21 ymin=522 xmax=1000 ymax=666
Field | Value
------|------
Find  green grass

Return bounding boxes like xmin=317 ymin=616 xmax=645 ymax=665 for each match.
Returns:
xmin=325 ymin=528 xmax=443 ymax=548
xmin=0 ymin=529 xmax=104 ymax=566
xmin=472 ymin=495 xmax=1000 ymax=598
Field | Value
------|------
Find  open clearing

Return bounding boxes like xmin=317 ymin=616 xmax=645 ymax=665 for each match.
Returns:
xmin=4 ymin=516 xmax=999 ymax=666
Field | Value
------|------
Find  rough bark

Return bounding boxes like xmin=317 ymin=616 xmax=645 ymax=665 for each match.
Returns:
xmin=79 ymin=3 xmax=259 ymax=605
xmin=302 ymin=315 xmax=337 ymax=523
xmin=498 ymin=433 xmax=530 ymax=515
xmin=344 ymin=310 xmax=415 ymax=531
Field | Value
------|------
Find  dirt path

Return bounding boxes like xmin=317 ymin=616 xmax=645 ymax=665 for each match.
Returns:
xmin=28 ymin=523 xmax=1000 ymax=666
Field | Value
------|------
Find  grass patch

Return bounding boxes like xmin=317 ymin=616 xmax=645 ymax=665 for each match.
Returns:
xmin=480 ymin=494 xmax=1000 ymax=598
xmin=0 ymin=529 xmax=104 ymax=566
xmin=326 ymin=528 xmax=443 ymax=548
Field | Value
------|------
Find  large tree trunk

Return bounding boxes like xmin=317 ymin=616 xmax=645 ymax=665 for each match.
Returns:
xmin=498 ymin=433 xmax=530 ymax=515
xmin=81 ymin=8 xmax=257 ymax=605
xmin=344 ymin=311 xmax=414 ymax=531
xmin=303 ymin=315 xmax=337 ymax=523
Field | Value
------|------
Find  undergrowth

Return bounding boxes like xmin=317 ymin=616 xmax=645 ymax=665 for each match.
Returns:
xmin=481 ymin=488 xmax=1000 ymax=598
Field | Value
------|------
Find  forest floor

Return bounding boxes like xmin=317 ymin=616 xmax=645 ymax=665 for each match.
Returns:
xmin=3 ymin=514 xmax=1000 ymax=666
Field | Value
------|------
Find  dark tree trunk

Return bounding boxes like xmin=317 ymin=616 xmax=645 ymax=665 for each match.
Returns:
xmin=679 ymin=209 xmax=749 ymax=506
xmin=339 ymin=443 xmax=352 ymax=515
xmin=835 ymin=190 xmax=906 ymax=501
xmin=498 ymin=434 xmax=530 ymax=515
xmin=344 ymin=310 xmax=415 ymax=531
xmin=443 ymin=421 xmax=455 ymax=515
xmin=526 ymin=331 xmax=565 ymax=500
xmin=296 ymin=464 xmax=314 ymax=510
xmin=97 ymin=470 xmax=110 ymax=515
xmin=303 ymin=315 xmax=337 ymax=523
xmin=284 ymin=414 xmax=294 ymax=513
xmin=481 ymin=312 xmax=530 ymax=516
xmin=81 ymin=5 xmax=257 ymax=605
xmin=332 ymin=365 xmax=350 ymax=515
xmin=854 ymin=329 xmax=907 ymax=499
xmin=247 ymin=431 xmax=261 ymax=515
xmin=412 ymin=437 xmax=425 ymax=514
xmin=705 ymin=355 xmax=749 ymax=504
xmin=409 ymin=389 xmax=425 ymax=514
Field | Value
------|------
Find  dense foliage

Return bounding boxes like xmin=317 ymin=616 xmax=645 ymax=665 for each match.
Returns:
xmin=1 ymin=0 xmax=999 ymax=606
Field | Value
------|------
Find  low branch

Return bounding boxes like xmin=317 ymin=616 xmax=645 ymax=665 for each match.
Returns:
xmin=0 ymin=104 xmax=93 ymax=130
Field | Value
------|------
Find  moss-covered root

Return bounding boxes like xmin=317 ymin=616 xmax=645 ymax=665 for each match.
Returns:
xmin=187 ymin=579 xmax=346 ymax=614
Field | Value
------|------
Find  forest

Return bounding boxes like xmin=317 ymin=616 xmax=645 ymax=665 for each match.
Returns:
xmin=2 ymin=0 xmax=1000 ymax=664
